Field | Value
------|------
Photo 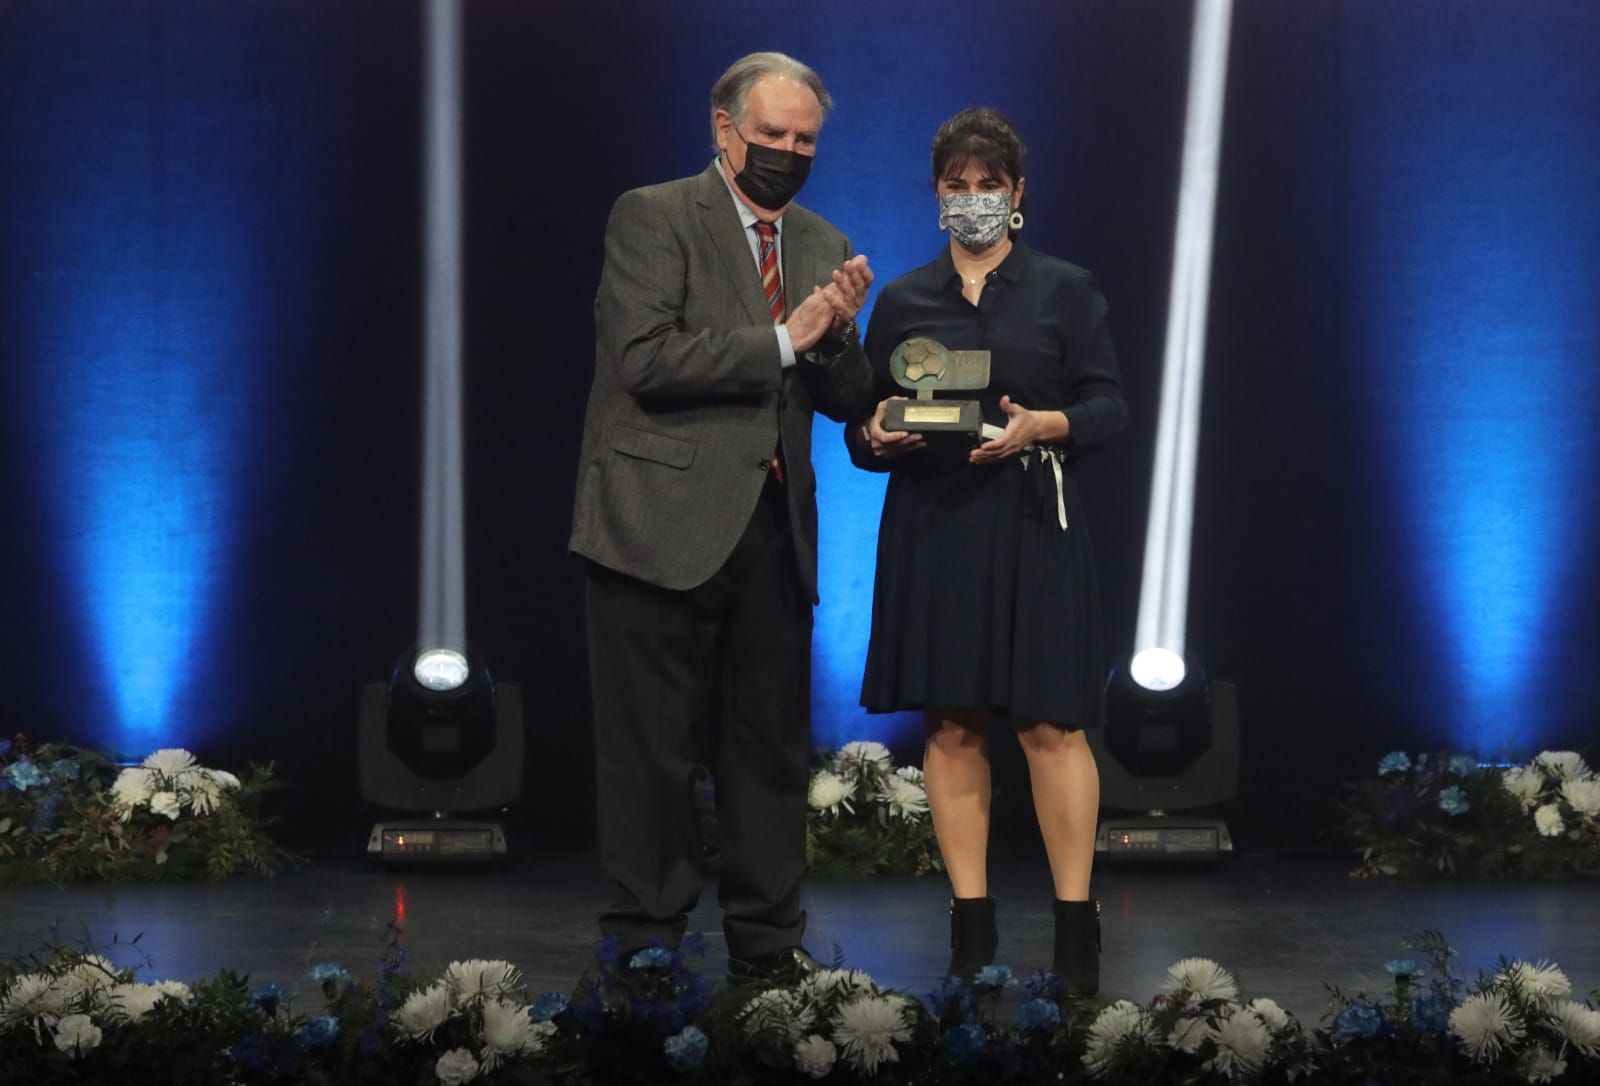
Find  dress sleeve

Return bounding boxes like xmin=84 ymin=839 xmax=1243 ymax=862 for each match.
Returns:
xmin=1062 ymin=271 xmax=1129 ymax=450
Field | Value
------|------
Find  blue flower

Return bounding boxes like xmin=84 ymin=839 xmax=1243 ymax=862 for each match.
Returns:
xmin=308 ymin=962 xmax=350 ymax=985
xmin=1437 ymin=787 xmax=1469 ymax=816
xmin=1411 ymin=991 xmax=1453 ymax=1033
xmin=4 ymin=758 xmax=47 ymax=791
xmin=663 ymin=1025 xmax=708 ymax=1071
xmin=1377 ymin=751 xmax=1411 ymax=776
xmin=1018 ymin=997 xmax=1062 ymax=1033
xmin=1333 ymin=1000 xmax=1383 ymax=1043
xmin=629 ymin=947 xmax=676 ymax=970
xmin=295 ymin=1015 xmax=340 ymax=1049
xmin=940 ymin=1019 xmax=987 ymax=1062
xmin=1447 ymin=755 xmax=1478 ymax=777
xmin=1384 ymin=959 xmax=1423 ymax=977
xmin=248 ymin=983 xmax=288 ymax=1016
xmin=529 ymin=990 xmax=570 ymax=1023
xmin=1022 ymin=969 xmax=1063 ymax=1002
xmin=924 ymin=974 xmax=976 ymax=1016
xmin=974 ymin=964 xmax=1014 ymax=988
xmin=48 ymin=759 xmax=81 ymax=781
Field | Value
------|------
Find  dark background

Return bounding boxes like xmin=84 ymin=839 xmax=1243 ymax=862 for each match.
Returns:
xmin=2 ymin=0 xmax=1598 ymax=855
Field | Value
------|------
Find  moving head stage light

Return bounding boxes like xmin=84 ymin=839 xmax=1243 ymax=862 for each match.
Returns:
xmin=1088 ymin=655 xmax=1239 ymax=863
xmin=359 ymin=647 xmax=523 ymax=863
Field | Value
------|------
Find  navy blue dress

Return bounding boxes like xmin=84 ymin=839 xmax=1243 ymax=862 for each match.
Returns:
xmin=852 ymin=242 xmax=1128 ymax=728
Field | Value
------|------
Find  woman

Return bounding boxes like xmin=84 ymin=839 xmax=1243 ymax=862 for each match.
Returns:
xmin=845 ymin=108 xmax=1127 ymax=993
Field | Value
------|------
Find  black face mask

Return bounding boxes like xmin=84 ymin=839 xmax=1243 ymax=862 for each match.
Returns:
xmin=727 ymin=124 xmax=813 ymax=211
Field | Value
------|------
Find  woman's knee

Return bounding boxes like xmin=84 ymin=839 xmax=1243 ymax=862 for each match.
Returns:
xmin=1015 ymin=721 xmax=1089 ymax=757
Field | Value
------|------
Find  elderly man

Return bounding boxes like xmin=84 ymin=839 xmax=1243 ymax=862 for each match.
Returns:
xmin=569 ymin=52 xmax=874 ymax=984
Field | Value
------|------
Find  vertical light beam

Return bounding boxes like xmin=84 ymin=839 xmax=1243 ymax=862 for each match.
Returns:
xmin=418 ymin=0 xmax=467 ymax=671
xmin=1131 ymin=0 xmax=1234 ymax=692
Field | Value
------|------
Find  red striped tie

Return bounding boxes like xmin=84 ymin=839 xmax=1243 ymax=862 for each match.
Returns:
xmin=753 ymin=221 xmax=786 ymax=483
xmin=753 ymin=221 xmax=785 ymax=323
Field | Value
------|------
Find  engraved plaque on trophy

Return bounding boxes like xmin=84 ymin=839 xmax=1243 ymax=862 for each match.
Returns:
xmin=882 ymin=337 xmax=991 ymax=442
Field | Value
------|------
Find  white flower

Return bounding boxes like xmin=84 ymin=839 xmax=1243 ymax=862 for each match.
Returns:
xmin=478 ymin=998 xmax=541 ymax=1071
xmin=794 ymin=1034 xmax=838 ymax=1078
xmin=881 ymin=775 xmax=928 ymax=820
xmin=1504 ymin=960 xmax=1572 ymax=1005
xmin=1247 ymin=997 xmax=1290 ymax=1031
xmin=109 ymin=982 xmax=169 ymax=1022
xmin=142 ymin=748 xmax=199 ymax=776
xmin=57 ymin=956 xmax=119 ymax=1010
xmin=1084 ymin=1001 xmax=1154 ymax=1073
xmin=1534 ymin=804 xmax=1565 ymax=837
xmin=838 ymin=741 xmax=892 ymax=769
xmin=1450 ymin=991 xmax=1524 ymax=1061
xmin=1167 ymin=1013 xmax=1214 ymax=1053
xmin=111 ymin=767 xmax=156 ymax=817
xmin=444 ymin=959 xmax=521 ymax=1002
xmin=807 ymin=770 xmax=854 ymax=814
xmin=1553 ymin=1001 xmax=1600 ymax=1057
xmin=1206 ymin=1007 xmax=1272 ymax=1079
xmin=894 ymin=765 xmax=924 ymax=785
xmin=1162 ymin=957 xmax=1239 ymax=1004
xmin=153 ymin=980 xmax=192 ymax=1002
xmin=1521 ymin=1047 xmax=1567 ymax=1083
xmin=395 ymin=981 xmax=454 ymax=1040
xmin=831 ymin=993 xmax=911 ymax=1074
xmin=1534 ymin=751 xmax=1590 ymax=782
xmin=53 ymin=1013 xmax=103 ymax=1056
xmin=149 ymin=791 xmax=182 ymax=820
xmin=740 ymin=988 xmax=814 ymax=1042
xmin=207 ymin=768 xmax=242 ymax=790
xmin=183 ymin=774 xmax=224 ymax=815
xmin=435 ymin=1046 xmax=481 ymax=1085
xmin=1559 ymin=778 xmax=1600 ymax=817
xmin=1503 ymin=767 xmax=1545 ymax=809
xmin=0 ymin=973 xmax=67 ymax=1033
xmin=801 ymin=968 xmax=876 ymax=1002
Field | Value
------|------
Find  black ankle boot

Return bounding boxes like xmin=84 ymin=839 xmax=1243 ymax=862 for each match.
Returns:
xmin=1052 ymin=898 xmax=1101 ymax=996
xmin=946 ymin=897 xmax=998 ymax=983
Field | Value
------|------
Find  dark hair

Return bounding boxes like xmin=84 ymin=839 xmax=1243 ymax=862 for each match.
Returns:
xmin=930 ymin=107 xmax=1026 ymax=188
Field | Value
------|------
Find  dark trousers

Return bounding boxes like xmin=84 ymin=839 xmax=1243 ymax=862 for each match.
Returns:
xmin=586 ymin=479 xmax=811 ymax=960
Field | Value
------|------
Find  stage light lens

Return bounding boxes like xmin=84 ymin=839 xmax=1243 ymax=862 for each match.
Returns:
xmin=1130 ymin=648 xmax=1187 ymax=692
xmin=414 ymin=648 xmax=468 ymax=691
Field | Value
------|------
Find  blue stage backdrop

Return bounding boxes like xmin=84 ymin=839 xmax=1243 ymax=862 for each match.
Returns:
xmin=1 ymin=0 xmax=1598 ymax=848
xmin=1338 ymin=3 xmax=1600 ymax=757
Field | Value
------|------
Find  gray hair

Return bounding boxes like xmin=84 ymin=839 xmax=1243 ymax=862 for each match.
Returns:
xmin=709 ymin=52 xmax=833 ymax=146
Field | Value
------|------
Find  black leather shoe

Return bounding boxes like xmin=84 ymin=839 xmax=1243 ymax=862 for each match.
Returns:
xmin=726 ymin=946 xmax=826 ymax=986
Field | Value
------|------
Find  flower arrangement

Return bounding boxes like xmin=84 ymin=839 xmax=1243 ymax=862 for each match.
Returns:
xmin=4 ymin=929 xmax=1596 ymax=1084
xmin=1344 ymin=748 xmax=1600 ymax=880
xmin=806 ymin=741 xmax=942 ymax=878
xmin=0 ymin=736 xmax=289 ymax=884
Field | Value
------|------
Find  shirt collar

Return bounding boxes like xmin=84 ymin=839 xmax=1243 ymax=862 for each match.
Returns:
xmin=935 ymin=238 xmax=1028 ymax=287
xmin=713 ymin=155 xmax=782 ymax=235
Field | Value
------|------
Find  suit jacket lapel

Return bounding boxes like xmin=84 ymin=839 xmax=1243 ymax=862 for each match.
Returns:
xmin=695 ymin=163 xmax=770 ymax=326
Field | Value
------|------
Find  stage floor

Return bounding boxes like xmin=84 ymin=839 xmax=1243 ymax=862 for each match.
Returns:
xmin=6 ymin=852 xmax=1596 ymax=1021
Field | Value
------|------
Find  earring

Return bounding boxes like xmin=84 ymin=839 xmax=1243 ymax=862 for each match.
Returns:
xmin=1008 ymin=210 xmax=1024 ymax=231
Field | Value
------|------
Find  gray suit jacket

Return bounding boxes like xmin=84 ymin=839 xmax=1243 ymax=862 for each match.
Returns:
xmin=570 ymin=162 xmax=875 ymax=601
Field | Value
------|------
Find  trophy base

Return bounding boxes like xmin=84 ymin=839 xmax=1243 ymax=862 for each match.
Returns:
xmin=883 ymin=398 xmax=983 ymax=442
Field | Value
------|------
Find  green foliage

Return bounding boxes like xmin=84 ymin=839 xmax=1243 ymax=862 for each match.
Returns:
xmin=0 ymin=735 xmax=293 ymax=886
xmin=1343 ymin=749 xmax=1600 ymax=880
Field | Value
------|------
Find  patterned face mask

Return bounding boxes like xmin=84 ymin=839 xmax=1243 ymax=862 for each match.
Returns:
xmin=938 ymin=191 xmax=1012 ymax=252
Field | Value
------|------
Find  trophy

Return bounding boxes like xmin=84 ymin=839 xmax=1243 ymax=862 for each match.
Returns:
xmin=882 ymin=337 xmax=991 ymax=442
